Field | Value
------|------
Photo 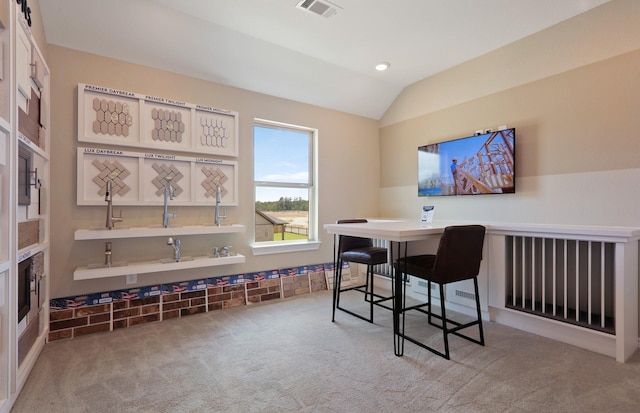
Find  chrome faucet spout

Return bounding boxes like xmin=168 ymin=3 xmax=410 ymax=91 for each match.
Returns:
xmin=163 ymin=178 xmax=177 ymax=228
xmin=215 ymin=185 xmax=226 ymax=226
xmin=104 ymin=242 xmax=112 ymax=267
xmin=167 ymin=237 xmax=181 ymax=261
xmin=105 ymin=181 xmax=123 ymax=230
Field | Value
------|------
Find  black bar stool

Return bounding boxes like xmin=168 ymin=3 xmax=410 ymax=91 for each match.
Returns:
xmin=394 ymin=225 xmax=486 ymax=359
xmin=332 ymin=219 xmax=393 ymax=323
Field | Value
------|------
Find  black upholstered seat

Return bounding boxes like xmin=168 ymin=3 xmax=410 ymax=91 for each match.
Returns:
xmin=395 ymin=225 xmax=486 ymax=359
xmin=332 ymin=219 xmax=392 ymax=323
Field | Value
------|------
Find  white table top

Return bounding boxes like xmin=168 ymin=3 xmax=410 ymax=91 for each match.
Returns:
xmin=324 ymin=219 xmax=640 ymax=243
xmin=324 ymin=219 xmax=448 ymax=242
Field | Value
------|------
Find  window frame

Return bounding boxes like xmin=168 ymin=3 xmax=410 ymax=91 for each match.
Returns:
xmin=251 ymin=118 xmax=320 ymax=255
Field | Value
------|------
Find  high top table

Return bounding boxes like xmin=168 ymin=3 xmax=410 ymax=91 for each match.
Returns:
xmin=325 ymin=219 xmax=450 ymax=356
xmin=325 ymin=219 xmax=640 ymax=362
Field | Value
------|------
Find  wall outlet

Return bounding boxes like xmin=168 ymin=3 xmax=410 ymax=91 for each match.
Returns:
xmin=125 ymin=274 xmax=137 ymax=285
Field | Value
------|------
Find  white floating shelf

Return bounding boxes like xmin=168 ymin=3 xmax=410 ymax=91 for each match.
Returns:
xmin=17 ymin=242 xmax=49 ymax=263
xmin=73 ymin=253 xmax=246 ymax=280
xmin=74 ymin=224 xmax=245 ymax=240
xmin=18 ymin=131 xmax=49 ymax=160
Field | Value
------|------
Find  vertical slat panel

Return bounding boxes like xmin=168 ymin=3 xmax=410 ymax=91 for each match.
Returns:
xmin=601 ymin=244 xmax=606 ymax=329
xmin=553 ymin=238 xmax=557 ymax=316
xmin=505 ymin=235 xmax=615 ymax=333
xmin=521 ymin=236 xmax=526 ymax=309
xmin=512 ymin=236 xmax=517 ymax=307
xmin=541 ymin=238 xmax=546 ymax=313
xmin=576 ymin=241 xmax=580 ymax=322
xmin=564 ymin=240 xmax=568 ymax=319
xmin=588 ymin=241 xmax=592 ymax=325
xmin=531 ymin=238 xmax=536 ymax=311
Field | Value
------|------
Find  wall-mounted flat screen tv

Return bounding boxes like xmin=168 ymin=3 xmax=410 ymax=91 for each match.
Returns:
xmin=418 ymin=128 xmax=515 ymax=196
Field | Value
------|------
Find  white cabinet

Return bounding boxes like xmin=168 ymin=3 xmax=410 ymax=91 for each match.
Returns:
xmin=14 ymin=19 xmax=29 ymax=110
xmin=0 ymin=4 xmax=50 ymax=412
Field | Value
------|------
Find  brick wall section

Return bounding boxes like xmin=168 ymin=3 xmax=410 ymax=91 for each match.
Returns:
xmin=113 ymin=296 xmax=161 ymax=329
xmin=207 ymin=286 xmax=229 ymax=311
xmin=49 ymin=266 xmax=330 ymax=342
xmin=49 ymin=304 xmax=111 ymax=341
xmin=180 ymin=290 xmax=207 ymax=317
xmin=161 ymin=292 xmax=184 ymax=320
xmin=281 ymin=274 xmax=310 ymax=298
xmin=310 ymin=272 xmax=327 ymax=292
xmin=208 ymin=284 xmax=246 ymax=311
xmin=246 ymin=279 xmax=281 ymax=304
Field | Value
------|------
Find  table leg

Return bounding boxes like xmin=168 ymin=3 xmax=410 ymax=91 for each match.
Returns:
xmin=332 ymin=234 xmax=339 ymax=322
xmin=393 ymin=241 xmax=407 ymax=356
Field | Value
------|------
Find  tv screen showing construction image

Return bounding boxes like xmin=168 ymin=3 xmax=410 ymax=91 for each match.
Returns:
xmin=418 ymin=128 xmax=515 ymax=196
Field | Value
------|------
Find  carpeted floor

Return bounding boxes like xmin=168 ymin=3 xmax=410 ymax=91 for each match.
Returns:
xmin=11 ymin=289 xmax=640 ymax=412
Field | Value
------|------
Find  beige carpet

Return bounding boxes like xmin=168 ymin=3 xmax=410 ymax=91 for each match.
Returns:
xmin=11 ymin=289 xmax=640 ymax=412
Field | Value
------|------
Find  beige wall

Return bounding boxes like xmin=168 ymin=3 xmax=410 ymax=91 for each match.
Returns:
xmin=379 ymin=0 xmax=640 ymax=227
xmin=378 ymin=0 xmax=640 ymax=336
xmin=42 ymin=0 xmax=640 ymax=300
xmin=381 ymin=50 xmax=640 ymax=184
xmin=48 ymin=46 xmax=380 ymax=298
xmin=27 ymin=0 xmax=47 ymax=59
xmin=381 ymin=0 xmax=640 ymax=128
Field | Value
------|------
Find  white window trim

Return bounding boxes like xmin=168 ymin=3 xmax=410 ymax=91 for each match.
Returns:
xmin=253 ymin=118 xmax=318 ymax=253
xmin=251 ymin=240 xmax=321 ymax=256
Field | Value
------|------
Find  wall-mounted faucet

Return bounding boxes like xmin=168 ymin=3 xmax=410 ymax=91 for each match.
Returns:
xmin=104 ymin=242 xmax=112 ymax=267
xmin=215 ymin=185 xmax=226 ymax=226
xmin=105 ymin=180 xmax=123 ymax=230
xmin=167 ymin=237 xmax=181 ymax=262
xmin=163 ymin=177 xmax=177 ymax=228
xmin=210 ymin=245 xmax=232 ymax=258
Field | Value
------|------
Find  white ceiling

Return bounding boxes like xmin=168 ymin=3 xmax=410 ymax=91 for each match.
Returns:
xmin=39 ymin=0 xmax=608 ymax=119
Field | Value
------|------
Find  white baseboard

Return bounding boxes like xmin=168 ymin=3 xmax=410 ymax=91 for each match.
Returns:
xmin=490 ymin=306 xmax=617 ymax=359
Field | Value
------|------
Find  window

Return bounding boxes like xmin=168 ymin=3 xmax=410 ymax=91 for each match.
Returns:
xmin=253 ymin=119 xmax=318 ymax=254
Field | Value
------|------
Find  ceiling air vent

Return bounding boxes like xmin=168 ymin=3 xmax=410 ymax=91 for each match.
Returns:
xmin=296 ymin=0 xmax=341 ymax=18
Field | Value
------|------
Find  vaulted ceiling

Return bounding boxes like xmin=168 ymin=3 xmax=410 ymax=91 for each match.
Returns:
xmin=39 ymin=0 xmax=609 ymax=119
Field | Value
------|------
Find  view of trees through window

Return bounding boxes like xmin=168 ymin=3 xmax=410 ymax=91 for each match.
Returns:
xmin=255 ymin=197 xmax=309 ymax=212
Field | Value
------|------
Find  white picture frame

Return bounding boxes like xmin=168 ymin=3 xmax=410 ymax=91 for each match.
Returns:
xmin=77 ymin=84 xmax=239 ymax=157
xmin=77 ymin=147 xmax=238 ymax=206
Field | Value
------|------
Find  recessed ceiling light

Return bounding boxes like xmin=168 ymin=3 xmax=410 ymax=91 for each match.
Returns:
xmin=375 ymin=62 xmax=390 ymax=71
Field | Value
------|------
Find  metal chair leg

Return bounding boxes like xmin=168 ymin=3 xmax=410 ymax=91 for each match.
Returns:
xmin=367 ymin=265 xmax=374 ymax=322
xmin=474 ymin=277 xmax=485 ymax=345
xmin=332 ymin=258 xmax=343 ymax=322
xmin=440 ymin=284 xmax=450 ymax=360
xmin=332 ymin=236 xmax=340 ymax=322
xmin=427 ymin=280 xmax=432 ymax=325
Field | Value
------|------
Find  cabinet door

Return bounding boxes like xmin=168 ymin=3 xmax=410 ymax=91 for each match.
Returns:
xmin=30 ymin=47 xmax=45 ymax=89
xmin=16 ymin=23 xmax=31 ymax=110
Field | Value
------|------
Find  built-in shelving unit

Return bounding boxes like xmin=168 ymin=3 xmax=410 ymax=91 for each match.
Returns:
xmin=73 ymin=224 xmax=246 ymax=280
xmin=74 ymin=253 xmax=246 ymax=280
xmin=74 ymin=224 xmax=245 ymax=240
xmin=0 ymin=2 xmax=51 ymax=412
